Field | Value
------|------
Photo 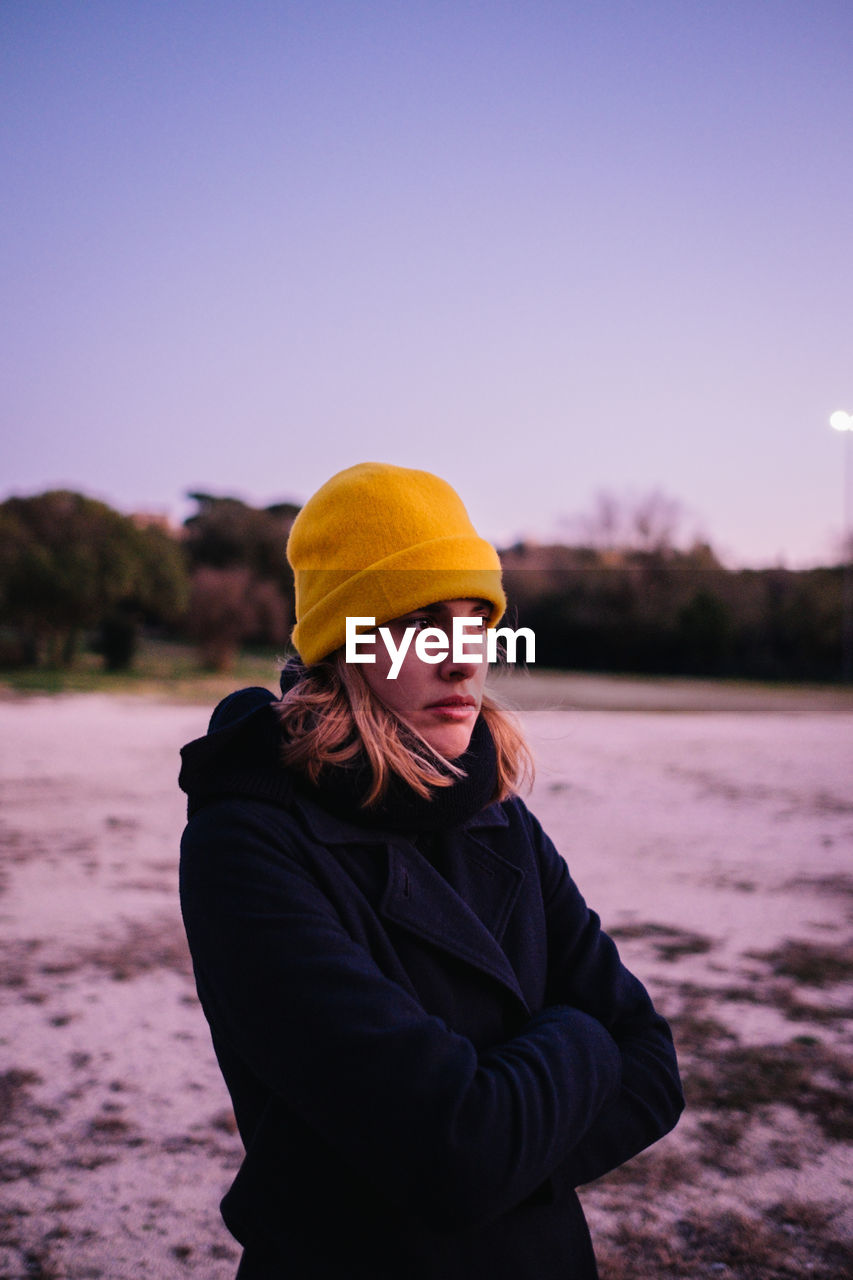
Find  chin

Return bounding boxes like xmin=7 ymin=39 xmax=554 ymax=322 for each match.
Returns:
xmin=425 ymin=727 xmax=474 ymax=760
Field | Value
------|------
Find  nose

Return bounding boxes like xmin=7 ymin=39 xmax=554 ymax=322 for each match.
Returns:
xmin=441 ymin=657 xmax=478 ymax=682
xmin=439 ymin=631 xmax=485 ymax=682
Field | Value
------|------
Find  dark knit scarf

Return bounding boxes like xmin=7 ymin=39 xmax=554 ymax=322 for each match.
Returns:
xmin=310 ymin=714 xmax=498 ymax=834
xmin=280 ymin=659 xmax=498 ymax=835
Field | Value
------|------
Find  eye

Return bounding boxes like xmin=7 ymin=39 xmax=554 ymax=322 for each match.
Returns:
xmin=466 ymin=609 xmax=489 ymax=628
xmin=409 ymin=615 xmax=435 ymax=632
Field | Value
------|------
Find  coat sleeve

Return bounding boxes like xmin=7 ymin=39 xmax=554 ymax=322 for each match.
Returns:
xmin=521 ymin=803 xmax=684 ymax=1186
xmin=180 ymin=801 xmax=623 ymax=1231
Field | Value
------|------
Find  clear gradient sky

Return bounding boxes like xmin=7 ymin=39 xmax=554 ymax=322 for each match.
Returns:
xmin=2 ymin=1 xmax=851 ymax=566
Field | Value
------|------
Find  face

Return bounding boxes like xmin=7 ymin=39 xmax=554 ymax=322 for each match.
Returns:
xmin=359 ymin=598 xmax=491 ymax=759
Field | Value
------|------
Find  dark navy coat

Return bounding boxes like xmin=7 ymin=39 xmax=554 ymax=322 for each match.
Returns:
xmin=179 ymin=689 xmax=683 ymax=1278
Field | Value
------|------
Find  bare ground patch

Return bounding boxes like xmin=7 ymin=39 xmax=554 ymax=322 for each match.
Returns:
xmin=747 ymin=937 xmax=853 ymax=986
xmin=0 ymin=1069 xmax=42 ymax=1130
xmin=594 ymin=1202 xmax=853 ymax=1280
xmin=0 ymin=917 xmax=192 ymax=994
xmin=683 ymin=1038 xmax=852 ymax=1140
xmin=607 ymin=922 xmax=715 ymax=963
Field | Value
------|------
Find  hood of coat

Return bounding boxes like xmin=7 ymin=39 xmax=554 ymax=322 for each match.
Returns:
xmin=178 ymin=685 xmax=291 ymax=818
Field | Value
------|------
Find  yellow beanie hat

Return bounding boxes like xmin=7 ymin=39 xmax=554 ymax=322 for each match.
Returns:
xmin=287 ymin=462 xmax=506 ymax=665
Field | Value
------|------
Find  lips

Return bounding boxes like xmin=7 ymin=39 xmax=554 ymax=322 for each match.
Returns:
xmin=426 ymin=696 xmax=476 ymax=709
xmin=424 ymin=696 xmax=478 ymax=721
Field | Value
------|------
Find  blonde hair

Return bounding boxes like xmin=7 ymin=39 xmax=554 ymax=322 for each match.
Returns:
xmin=275 ymin=651 xmax=533 ymax=809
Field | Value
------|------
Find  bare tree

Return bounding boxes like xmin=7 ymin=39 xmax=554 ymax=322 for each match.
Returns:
xmin=565 ymin=489 xmax=686 ymax=557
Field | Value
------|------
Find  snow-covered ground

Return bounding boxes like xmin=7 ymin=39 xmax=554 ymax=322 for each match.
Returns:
xmin=1 ymin=692 xmax=851 ymax=1278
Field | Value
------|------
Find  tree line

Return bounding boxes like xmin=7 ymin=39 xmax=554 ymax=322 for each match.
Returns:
xmin=0 ymin=489 xmax=297 ymax=673
xmin=0 ymin=488 xmax=847 ymax=682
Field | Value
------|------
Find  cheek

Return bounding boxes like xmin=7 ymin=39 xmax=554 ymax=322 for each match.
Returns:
xmin=360 ymin=650 xmax=424 ymax=714
xmin=385 ymin=660 xmax=428 ymax=709
xmin=468 ymin=660 xmax=489 ymax=700
xmin=359 ymin=657 xmax=391 ymax=705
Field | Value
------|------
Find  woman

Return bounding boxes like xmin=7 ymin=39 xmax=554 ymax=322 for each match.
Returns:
xmin=179 ymin=461 xmax=683 ymax=1279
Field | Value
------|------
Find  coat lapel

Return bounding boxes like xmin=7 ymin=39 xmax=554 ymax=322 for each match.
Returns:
xmin=380 ymin=833 xmax=529 ymax=1011
xmin=292 ymin=791 xmax=530 ymax=1010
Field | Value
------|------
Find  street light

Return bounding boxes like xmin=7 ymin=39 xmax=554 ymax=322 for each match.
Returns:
xmin=830 ymin=409 xmax=853 ymax=681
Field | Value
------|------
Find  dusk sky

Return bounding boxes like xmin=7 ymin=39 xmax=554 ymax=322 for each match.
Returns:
xmin=2 ymin=1 xmax=852 ymax=567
